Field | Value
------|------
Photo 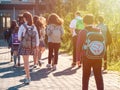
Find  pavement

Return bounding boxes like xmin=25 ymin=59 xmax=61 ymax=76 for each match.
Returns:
xmin=0 ymin=40 xmax=120 ymax=90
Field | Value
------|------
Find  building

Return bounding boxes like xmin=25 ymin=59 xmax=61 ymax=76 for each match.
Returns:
xmin=0 ymin=0 xmax=56 ymax=39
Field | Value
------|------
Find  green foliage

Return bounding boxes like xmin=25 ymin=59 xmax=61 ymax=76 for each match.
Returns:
xmin=51 ymin=0 xmax=120 ymax=71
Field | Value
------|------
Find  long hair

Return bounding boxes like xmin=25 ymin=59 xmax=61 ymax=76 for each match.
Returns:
xmin=23 ymin=11 xmax=33 ymax=26
xmin=47 ymin=13 xmax=63 ymax=25
xmin=10 ymin=20 xmax=18 ymax=29
xmin=33 ymin=15 xmax=39 ymax=24
xmin=34 ymin=17 xmax=44 ymax=38
xmin=10 ymin=20 xmax=19 ymax=33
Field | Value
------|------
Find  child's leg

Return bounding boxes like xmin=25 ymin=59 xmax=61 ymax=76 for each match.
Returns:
xmin=13 ymin=51 xmax=17 ymax=67
xmin=17 ymin=54 xmax=20 ymax=66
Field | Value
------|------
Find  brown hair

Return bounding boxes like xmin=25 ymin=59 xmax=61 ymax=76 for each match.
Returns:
xmin=75 ymin=11 xmax=81 ymax=16
xmin=83 ymin=14 xmax=94 ymax=25
xmin=47 ymin=13 xmax=63 ymax=25
xmin=33 ymin=15 xmax=39 ymax=24
xmin=23 ymin=11 xmax=33 ymax=26
xmin=10 ymin=20 xmax=19 ymax=33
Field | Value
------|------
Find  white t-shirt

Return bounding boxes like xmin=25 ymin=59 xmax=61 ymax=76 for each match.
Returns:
xmin=69 ymin=16 xmax=82 ymax=37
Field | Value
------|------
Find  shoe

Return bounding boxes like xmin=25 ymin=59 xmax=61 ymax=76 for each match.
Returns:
xmin=33 ymin=65 xmax=38 ymax=68
xmin=46 ymin=64 xmax=51 ymax=69
xmin=52 ymin=65 xmax=56 ymax=70
xmin=78 ymin=64 xmax=81 ymax=68
xmin=24 ymin=77 xmax=31 ymax=84
xmin=71 ymin=62 xmax=76 ymax=67
xmin=13 ymin=64 xmax=17 ymax=68
xmin=18 ymin=63 xmax=20 ymax=67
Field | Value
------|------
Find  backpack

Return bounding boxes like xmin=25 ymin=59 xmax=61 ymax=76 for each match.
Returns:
xmin=83 ymin=30 xmax=106 ymax=59
xmin=21 ymin=24 xmax=36 ymax=49
xmin=75 ymin=18 xmax=84 ymax=34
xmin=12 ymin=33 xmax=20 ymax=45
xmin=50 ymin=25 xmax=63 ymax=43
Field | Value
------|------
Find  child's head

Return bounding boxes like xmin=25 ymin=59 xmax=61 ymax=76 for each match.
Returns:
xmin=83 ymin=14 xmax=94 ymax=25
xmin=47 ymin=13 xmax=63 ymax=25
xmin=98 ymin=15 xmax=104 ymax=23
xmin=23 ymin=11 xmax=33 ymax=26
xmin=75 ymin=11 xmax=81 ymax=17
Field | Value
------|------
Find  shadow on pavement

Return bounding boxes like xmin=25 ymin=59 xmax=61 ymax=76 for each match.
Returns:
xmin=7 ymin=83 xmax=28 ymax=90
xmin=0 ymin=66 xmax=25 ymax=78
xmin=30 ymin=68 xmax=53 ymax=81
xmin=0 ymin=61 xmax=10 ymax=66
xmin=53 ymin=67 xmax=80 ymax=76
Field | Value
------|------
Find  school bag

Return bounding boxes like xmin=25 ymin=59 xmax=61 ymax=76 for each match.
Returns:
xmin=21 ymin=24 xmax=36 ymax=49
xmin=12 ymin=33 xmax=20 ymax=45
xmin=83 ymin=30 xmax=106 ymax=59
xmin=75 ymin=18 xmax=84 ymax=34
xmin=50 ymin=25 xmax=63 ymax=43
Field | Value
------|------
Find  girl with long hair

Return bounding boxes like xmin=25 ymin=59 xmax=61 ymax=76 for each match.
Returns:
xmin=18 ymin=11 xmax=39 ymax=84
xmin=46 ymin=13 xmax=64 ymax=70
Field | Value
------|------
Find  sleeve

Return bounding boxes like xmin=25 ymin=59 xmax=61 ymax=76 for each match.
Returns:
xmin=76 ymin=30 xmax=86 ymax=61
xmin=69 ymin=19 xmax=76 ymax=29
xmin=46 ymin=25 xmax=53 ymax=36
xmin=60 ymin=26 xmax=64 ymax=36
xmin=18 ymin=25 xmax=25 ymax=41
xmin=34 ymin=26 xmax=40 ymax=46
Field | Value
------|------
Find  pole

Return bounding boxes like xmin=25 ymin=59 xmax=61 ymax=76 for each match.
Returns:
xmin=35 ymin=0 xmax=39 ymax=15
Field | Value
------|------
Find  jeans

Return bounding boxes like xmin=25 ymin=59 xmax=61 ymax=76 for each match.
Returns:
xmin=82 ymin=57 xmax=104 ymax=90
xmin=48 ymin=42 xmax=60 ymax=65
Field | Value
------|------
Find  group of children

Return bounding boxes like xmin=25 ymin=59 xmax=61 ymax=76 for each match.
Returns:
xmin=5 ymin=11 xmax=64 ymax=84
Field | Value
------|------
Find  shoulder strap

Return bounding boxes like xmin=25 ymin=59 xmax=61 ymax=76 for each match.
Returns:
xmin=23 ymin=23 xmax=28 ymax=32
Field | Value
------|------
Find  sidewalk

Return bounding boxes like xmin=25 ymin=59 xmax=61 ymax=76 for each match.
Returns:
xmin=0 ymin=47 xmax=120 ymax=90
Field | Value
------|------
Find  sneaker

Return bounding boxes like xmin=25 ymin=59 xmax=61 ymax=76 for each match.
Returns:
xmin=18 ymin=63 xmax=20 ymax=67
xmin=33 ymin=65 xmax=38 ymax=68
xmin=13 ymin=65 xmax=17 ymax=68
xmin=24 ymin=77 xmax=31 ymax=85
xmin=46 ymin=64 xmax=51 ymax=69
xmin=78 ymin=64 xmax=81 ymax=68
xmin=52 ymin=65 xmax=56 ymax=70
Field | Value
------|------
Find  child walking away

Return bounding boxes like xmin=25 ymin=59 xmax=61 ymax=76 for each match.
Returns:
xmin=8 ymin=20 xmax=21 ymax=68
xmin=33 ymin=16 xmax=46 ymax=68
xmin=76 ymin=14 xmax=104 ymax=90
xmin=18 ymin=11 xmax=39 ymax=84
xmin=46 ymin=13 xmax=64 ymax=70
xmin=97 ymin=15 xmax=112 ymax=70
